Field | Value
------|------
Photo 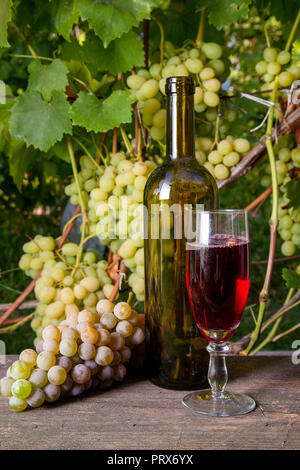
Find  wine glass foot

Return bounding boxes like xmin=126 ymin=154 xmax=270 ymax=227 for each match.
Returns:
xmin=182 ymin=390 xmax=256 ymax=417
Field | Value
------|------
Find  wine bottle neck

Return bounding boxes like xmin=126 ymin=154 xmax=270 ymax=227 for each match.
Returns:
xmin=166 ymin=92 xmax=195 ymax=160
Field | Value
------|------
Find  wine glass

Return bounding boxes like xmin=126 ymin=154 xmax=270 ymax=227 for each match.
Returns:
xmin=183 ymin=209 xmax=256 ymax=416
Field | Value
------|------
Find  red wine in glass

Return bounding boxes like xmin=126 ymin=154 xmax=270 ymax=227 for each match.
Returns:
xmin=182 ymin=209 xmax=255 ymax=416
xmin=186 ymin=234 xmax=250 ymax=342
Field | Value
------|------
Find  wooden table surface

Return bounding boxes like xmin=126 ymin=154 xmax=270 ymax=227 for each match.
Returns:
xmin=0 ymin=353 xmax=299 ymax=450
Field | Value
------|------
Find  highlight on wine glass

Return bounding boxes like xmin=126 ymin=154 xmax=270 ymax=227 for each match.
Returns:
xmin=183 ymin=209 xmax=256 ymax=417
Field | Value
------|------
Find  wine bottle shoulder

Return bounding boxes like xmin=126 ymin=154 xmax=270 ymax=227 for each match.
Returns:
xmin=144 ymin=157 xmax=218 ymax=205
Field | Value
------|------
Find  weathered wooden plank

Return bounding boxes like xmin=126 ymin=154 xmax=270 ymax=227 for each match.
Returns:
xmin=0 ymin=354 xmax=299 ymax=450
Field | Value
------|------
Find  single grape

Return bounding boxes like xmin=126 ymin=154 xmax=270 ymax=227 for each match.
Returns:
xmin=184 ymin=58 xmax=203 ymax=74
xmin=44 ymin=383 xmax=61 ymax=402
xmin=202 ymin=42 xmax=223 ymax=60
xmin=203 ymin=78 xmax=221 ymax=93
xmin=233 ymin=138 xmax=250 ymax=153
xmin=126 ymin=74 xmax=146 ymax=90
xmin=203 ymin=91 xmax=219 ymax=107
xmin=278 ymin=148 xmax=291 ymax=162
xmin=129 ymin=327 xmax=145 ymax=345
xmin=36 ymin=351 xmax=56 ymax=371
xmin=223 ymin=151 xmax=240 ymax=167
xmin=10 ymin=360 xmax=31 ymax=380
xmin=200 ymin=67 xmax=215 ymax=80
xmin=78 ymin=342 xmax=96 ymax=361
xmin=263 ymin=48 xmax=277 ymax=63
xmin=95 ymin=346 xmax=114 ymax=366
xmin=113 ymin=364 xmax=127 ymax=382
xmin=81 ymin=326 xmax=99 ymax=345
xmin=71 ymin=364 xmax=91 ymax=384
xmin=9 ymin=397 xmax=28 ymax=412
xmin=278 ymin=71 xmax=293 ymax=87
xmin=45 ymin=301 xmax=65 ymax=319
xmin=109 ymin=332 xmax=125 ymax=351
xmin=95 ymin=328 xmax=111 ymax=346
xmin=48 ymin=365 xmax=67 ymax=386
xmin=28 ymin=368 xmax=48 ymax=388
xmin=19 ymin=349 xmax=37 ymax=368
xmin=116 ymin=320 xmax=134 ymax=338
xmin=208 ymin=151 xmax=222 ymax=165
xmin=281 ymin=240 xmax=296 ymax=256
xmin=291 ymin=148 xmax=300 ymax=164
xmin=277 ymin=50 xmax=291 ymax=65
xmin=267 ymin=62 xmax=281 ymax=75
xmin=80 ymin=276 xmax=100 ymax=292
xmin=120 ymin=347 xmax=132 ymax=363
xmin=0 ymin=377 xmax=14 ymax=397
xmin=59 ymin=339 xmax=78 ymax=357
xmin=98 ymin=365 xmax=114 ymax=381
xmin=280 ymin=214 xmax=293 ymax=230
xmin=27 ymin=388 xmax=45 ymax=408
xmin=11 ymin=379 xmax=32 ymax=400
xmin=255 ymin=61 xmax=268 ymax=75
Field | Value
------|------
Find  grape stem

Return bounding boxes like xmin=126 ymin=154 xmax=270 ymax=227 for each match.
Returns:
xmin=112 ymin=127 xmax=118 ymax=154
xmin=72 ymin=136 xmax=102 ymax=171
xmin=272 ymin=320 xmax=300 ymax=342
xmin=285 ymin=10 xmax=300 ymax=51
xmin=229 ymin=290 xmax=300 ymax=354
xmin=0 ymin=313 xmax=34 ymax=334
xmin=249 ymin=288 xmax=294 ymax=355
xmin=263 ymin=22 xmax=271 ymax=48
xmin=209 ymin=105 xmax=221 ymax=151
xmin=120 ymin=126 xmax=134 ymax=154
xmin=242 ymin=76 xmax=279 ymax=356
xmin=109 ymin=259 xmax=127 ymax=302
xmin=195 ymin=9 xmax=206 ymax=47
xmin=66 ymin=136 xmax=88 ymax=262
xmin=72 ymin=233 xmax=97 ymax=276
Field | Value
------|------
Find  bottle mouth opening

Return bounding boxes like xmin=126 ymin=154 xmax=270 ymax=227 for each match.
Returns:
xmin=165 ymin=76 xmax=195 ymax=95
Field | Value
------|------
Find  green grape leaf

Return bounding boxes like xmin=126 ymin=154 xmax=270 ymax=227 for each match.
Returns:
xmin=74 ymin=0 xmax=162 ymax=47
xmin=28 ymin=59 xmax=69 ymax=101
xmin=62 ymin=31 xmax=144 ymax=74
xmin=70 ymin=90 xmax=132 ymax=132
xmin=282 ymin=268 xmax=300 ymax=290
xmin=51 ymin=0 xmax=79 ymax=41
xmin=10 ymin=91 xmax=72 ymax=152
xmin=0 ymin=0 xmax=12 ymax=47
xmin=195 ymin=0 xmax=250 ymax=29
xmin=8 ymin=139 xmax=40 ymax=190
xmin=50 ymin=140 xmax=70 ymax=163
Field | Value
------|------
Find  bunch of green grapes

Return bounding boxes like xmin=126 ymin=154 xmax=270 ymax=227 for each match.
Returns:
xmin=195 ymin=135 xmax=250 ymax=180
xmin=0 ymin=300 xmax=145 ymax=412
xmin=19 ymin=237 xmax=113 ymax=345
xmin=255 ymin=47 xmax=300 ymax=92
xmin=259 ymin=136 xmax=300 ymax=256
xmin=18 ymin=235 xmax=57 ymax=279
xmin=65 ymin=152 xmax=157 ymax=301
xmin=65 ymin=155 xmax=105 ymax=207
xmin=127 ymin=41 xmax=228 ymax=141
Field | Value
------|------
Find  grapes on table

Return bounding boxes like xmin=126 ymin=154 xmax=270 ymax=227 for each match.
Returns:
xmin=0 ymin=300 xmax=145 ymax=411
xmin=259 ymin=135 xmax=300 ymax=256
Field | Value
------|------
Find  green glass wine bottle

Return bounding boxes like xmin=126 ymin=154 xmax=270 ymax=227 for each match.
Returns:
xmin=144 ymin=76 xmax=219 ymax=389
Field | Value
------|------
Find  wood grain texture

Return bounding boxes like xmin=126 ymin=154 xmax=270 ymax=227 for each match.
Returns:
xmin=0 ymin=354 xmax=299 ymax=450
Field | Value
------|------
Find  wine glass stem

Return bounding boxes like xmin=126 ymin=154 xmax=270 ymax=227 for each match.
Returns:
xmin=207 ymin=342 xmax=229 ymax=398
